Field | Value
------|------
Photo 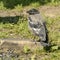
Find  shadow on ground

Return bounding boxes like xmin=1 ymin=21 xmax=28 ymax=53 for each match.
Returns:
xmin=0 ymin=16 xmax=20 ymax=24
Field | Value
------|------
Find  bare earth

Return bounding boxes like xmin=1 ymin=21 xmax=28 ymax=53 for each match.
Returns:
xmin=0 ymin=6 xmax=60 ymax=17
xmin=40 ymin=6 xmax=60 ymax=17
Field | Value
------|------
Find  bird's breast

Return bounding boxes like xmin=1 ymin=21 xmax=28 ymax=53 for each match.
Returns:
xmin=32 ymin=28 xmax=41 ymax=35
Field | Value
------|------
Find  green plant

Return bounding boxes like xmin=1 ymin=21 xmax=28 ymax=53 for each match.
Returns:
xmin=0 ymin=1 xmax=6 ymax=10
xmin=23 ymin=45 xmax=31 ymax=54
xmin=51 ymin=46 xmax=58 ymax=51
xmin=14 ymin=4 xmax=23 ymax=12
xmin=31 ymin=54 xmax=37 ymax=60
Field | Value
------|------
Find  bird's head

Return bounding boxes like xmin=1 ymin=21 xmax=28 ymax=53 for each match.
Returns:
xmin=27 ymin=8 xmax=39 ymax=15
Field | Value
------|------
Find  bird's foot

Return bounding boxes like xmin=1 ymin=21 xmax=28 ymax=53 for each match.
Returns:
xmin=40 ymin=41 xmax=50 ymax=47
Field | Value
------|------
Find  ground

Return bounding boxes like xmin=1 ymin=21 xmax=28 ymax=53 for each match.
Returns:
xmin=0 ymin=4 xmax=60 ymax=60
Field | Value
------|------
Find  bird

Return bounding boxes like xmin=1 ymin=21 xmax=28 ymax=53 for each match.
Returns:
xmin=27 ymin=9 xmax=50 ymax=47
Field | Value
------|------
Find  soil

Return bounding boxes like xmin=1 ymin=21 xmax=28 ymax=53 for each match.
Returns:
xmin=0 ymin=6 xmax=60 ymax=17
xmin=40 ymin=5 xmax=60 ymax=17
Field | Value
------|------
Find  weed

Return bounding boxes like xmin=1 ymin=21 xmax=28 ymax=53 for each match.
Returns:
xmin=23 ymin=45 xmax=31 ymax=54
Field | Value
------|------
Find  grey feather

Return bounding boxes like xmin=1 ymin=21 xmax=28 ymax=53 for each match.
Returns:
xmin=27 ymin=9 xmax=50 ymax=47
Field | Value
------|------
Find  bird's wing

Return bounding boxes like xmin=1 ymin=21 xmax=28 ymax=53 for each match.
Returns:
xmin=39 ymin=25 xmax=46 ymax=41
xmin=28 ymin=14 xmax=47 ymax=41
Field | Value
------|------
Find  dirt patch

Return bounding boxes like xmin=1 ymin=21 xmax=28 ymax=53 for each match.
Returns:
xmin=0 ymin=39 xmax=43 ymax=52
xmin=39 ymin=6 xmax=60 ymax=17
xmin=0 ymin=5 xmax=60 ymax=17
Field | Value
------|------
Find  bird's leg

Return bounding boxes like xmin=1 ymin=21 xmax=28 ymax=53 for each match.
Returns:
xmin=33 ymin=35 xmax=37 ymax=44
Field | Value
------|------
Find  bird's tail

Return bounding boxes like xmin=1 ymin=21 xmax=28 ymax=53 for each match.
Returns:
xmin=40 ymin=31 xmax=50 ymax=47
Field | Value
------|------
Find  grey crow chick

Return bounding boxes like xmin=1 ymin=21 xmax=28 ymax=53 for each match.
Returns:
xmin=27 ymin=9 xmax=50 ymax=47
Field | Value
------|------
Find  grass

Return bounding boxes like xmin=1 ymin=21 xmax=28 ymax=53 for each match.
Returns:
xmin=46 ymin=17 xmax=60 ymax=45
xmin=0 ymin=0 xmax=60 ymax=60
xmin=0 ymin=0 xmax=60 ymax=10
xmin=0 ymin=16 xmax=60 ymax=60
xmin=0 ymin=16 xmax=60 ymax=44
xmin=0 ymin=16 xmax=36 ymax=39
xmin=0 ymin=1 xmax=6 ymax=10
